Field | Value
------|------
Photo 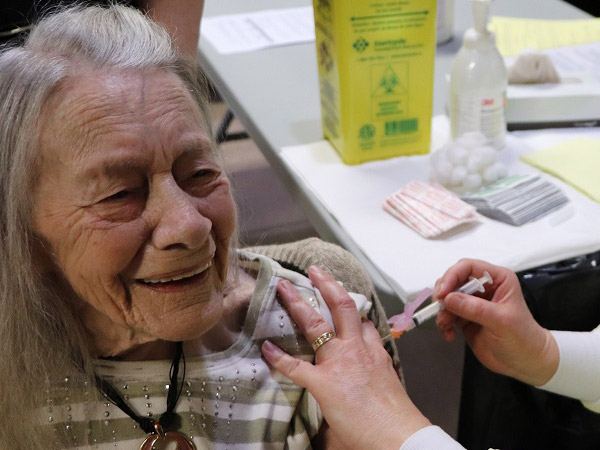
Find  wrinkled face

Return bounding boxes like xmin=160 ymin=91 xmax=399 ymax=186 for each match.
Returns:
xmin=33 ymin=69 xmax=236 ymax=356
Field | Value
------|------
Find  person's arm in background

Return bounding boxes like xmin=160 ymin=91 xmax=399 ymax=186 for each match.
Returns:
xmin=436 ymin=259 xmax=600 ymax=410
xmin=136 ymin=0 xmax=204 ymax=58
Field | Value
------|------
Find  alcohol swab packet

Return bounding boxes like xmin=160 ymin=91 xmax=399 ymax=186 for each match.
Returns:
xmin=385 ymin=195 xmax=441 ymax=238
xmin=402 ymin=181 xmax=476 ymax=219
xmin=383 ymin=181 xmax=479 ymax=238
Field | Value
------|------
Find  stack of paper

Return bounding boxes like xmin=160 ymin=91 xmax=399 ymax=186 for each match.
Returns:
xmin=490 ymin=16 xmax=600 ymax=57
xmin=201 ymin=7 xmax=315 ymax=54
xmin=461 ymin=174 xmax=569 ymax=226
xmin=383 ymin=181 xmax=479 ymax=238
xmin=521 ymin=137 xmax=600 ymax=203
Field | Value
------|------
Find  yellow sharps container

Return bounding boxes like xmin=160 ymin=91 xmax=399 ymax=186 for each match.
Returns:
xmin=312 ymin=0 xmax=437 ymax=164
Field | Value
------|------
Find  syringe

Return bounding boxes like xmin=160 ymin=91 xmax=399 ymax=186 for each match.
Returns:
xmin=388 ymin=271 xmax=493 ymax=337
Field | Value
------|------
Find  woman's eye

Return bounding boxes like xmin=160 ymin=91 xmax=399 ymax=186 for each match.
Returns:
xmin=192 ymin=169 xmax=213 ymax=179
xmin=103 ymin=190 xmax=132 ymax=202
xmin=182 ymin=168 xmax=220 ymax=195
xmin=107 ymin=191 xmax=128 ymax=201
xmin=92 ymin=186 xmax=145 ymax=222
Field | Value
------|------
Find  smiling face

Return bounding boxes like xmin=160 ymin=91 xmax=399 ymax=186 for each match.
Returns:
xmin=32 ymin=69 xmax=236 ymax=357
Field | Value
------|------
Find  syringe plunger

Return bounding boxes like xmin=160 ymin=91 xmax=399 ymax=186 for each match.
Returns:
xmin=403 ymin=271 xmax=493 ymax=328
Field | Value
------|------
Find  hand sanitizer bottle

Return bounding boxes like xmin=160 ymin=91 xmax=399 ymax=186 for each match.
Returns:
xmin=449 ymin=0 xmax=507 ymax=149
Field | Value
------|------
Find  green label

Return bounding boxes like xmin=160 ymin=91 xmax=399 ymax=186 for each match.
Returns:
xmin=384 ymin=118 xmax=418 ymax=136
xmin=359 ymin=124 xmax=376 ymax=140
xmin=352 ymin=37 xmax=369 ymax=52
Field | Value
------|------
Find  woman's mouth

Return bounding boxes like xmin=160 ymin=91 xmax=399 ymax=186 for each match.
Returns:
xmin=136 ymin=260 xmax=212 ymax=290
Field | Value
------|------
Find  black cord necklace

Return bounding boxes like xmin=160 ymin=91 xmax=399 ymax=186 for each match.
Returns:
xmin=94 ymin=341 xmax=196 ymax=450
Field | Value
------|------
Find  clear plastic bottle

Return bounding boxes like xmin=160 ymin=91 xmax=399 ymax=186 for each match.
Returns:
xmin=449 ymin=0 xmax=507 ymax=149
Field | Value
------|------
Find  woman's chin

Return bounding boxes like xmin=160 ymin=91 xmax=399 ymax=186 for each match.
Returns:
xmin=151 ymin=302 xmax=223 ymax=343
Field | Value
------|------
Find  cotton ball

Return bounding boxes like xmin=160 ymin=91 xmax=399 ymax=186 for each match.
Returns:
xmin=492 ymin=161 xmax=508 ymax=179
xmin=431 ymin=158 xmax=454 ymax=184
xmin=456 ymin=132 xmax=487 ymax=150
xmin=474 ymin=145 xmax=498 ymax=166
xmin=483 ymin=165 xmax=501 ymax=184
xmin=463 ymin=173 xmax=483 ymax=191
xmin=430 ymin=146 xmax=450 ymax=165
xmin=447 ymin=144 xmax=469 ymax=165
xmin=449 ymin=165 xmax=468 ymax=185
xmin=455 ymin=135 xmax=479 ymax=151
xmin=466 ymin=153 xmax=485 ymax=173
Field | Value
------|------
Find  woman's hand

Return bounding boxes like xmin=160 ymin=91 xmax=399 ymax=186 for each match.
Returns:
xmin=261 ymin=266 xmax=430 ymax=450
xmin=435 ymin=259 xmax=559 ymax=386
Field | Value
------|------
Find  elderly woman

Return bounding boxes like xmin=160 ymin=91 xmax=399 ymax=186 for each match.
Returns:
xmin=0 ymin=5 xmax=398 ymax=449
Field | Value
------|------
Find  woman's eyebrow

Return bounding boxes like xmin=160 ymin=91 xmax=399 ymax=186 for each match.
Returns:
xmin=76 ymin=159 xmax=145 ymax=183
xmin=73 ymin=137 xmax=214 ymax=183
xmin=177 ymin=138 xmax=213 ymax=156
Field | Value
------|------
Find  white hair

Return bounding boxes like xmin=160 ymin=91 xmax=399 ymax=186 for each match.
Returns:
xmin=0 ymin=4 xmax=218 ymax=448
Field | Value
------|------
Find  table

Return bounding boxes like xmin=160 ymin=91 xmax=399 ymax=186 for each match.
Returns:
xmin=198 ymin=0 xmax=592 ymax=313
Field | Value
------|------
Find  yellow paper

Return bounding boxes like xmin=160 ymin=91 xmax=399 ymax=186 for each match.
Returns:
xmin=521 ymin=138 xmax=600 ymax=203
xmin=312 ymin=0 xmax=437 ymax=165
xmin=490 ymin=16 xmax=600 ymax=57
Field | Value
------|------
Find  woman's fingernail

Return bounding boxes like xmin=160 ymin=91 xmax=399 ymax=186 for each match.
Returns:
xmin=445 ymin=292 xmax=463 ymax=304
xmin=308 ymin=265 xmax=326 ymax=279
xmin=278 ymin=279 xmax=293 ymax=294
xmin=261 ymin=340 xmax=283 ymax=359
xmin=436 ymin=282 xmax=446 ymax=297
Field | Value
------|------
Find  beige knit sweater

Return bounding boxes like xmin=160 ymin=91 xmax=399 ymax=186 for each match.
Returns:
xmin=247 ymin=237 xmax=402 ymax=378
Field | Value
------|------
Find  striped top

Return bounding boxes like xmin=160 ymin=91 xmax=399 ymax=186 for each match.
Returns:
xmin=42 ymin=249 xmax=371 ymax=449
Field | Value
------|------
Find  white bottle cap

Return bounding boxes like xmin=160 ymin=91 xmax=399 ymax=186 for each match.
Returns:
xmin=471 ymin=0 xmax=491 ymax=35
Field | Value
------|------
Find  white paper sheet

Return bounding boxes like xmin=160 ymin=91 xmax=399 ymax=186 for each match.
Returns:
xmin=280 ymin=117 xmax=600 ymax=299
xmin=201 ymin=6 xmax=315 ymax=55
xmin=545 ymin=42 xmax=600 ymax=80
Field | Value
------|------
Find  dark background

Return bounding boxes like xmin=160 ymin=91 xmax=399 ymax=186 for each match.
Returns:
xmin=567 ymin=0 xmax=600 ymax=15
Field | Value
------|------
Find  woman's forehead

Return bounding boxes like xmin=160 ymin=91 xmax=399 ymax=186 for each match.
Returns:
xmin=54 ymin=69 xmax=199 ymax=125
xmin=39 ymin=69 xmax=208 ymax=160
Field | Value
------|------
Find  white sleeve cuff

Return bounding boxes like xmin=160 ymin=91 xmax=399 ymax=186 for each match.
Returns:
xmin=400 ymin=426 xmax=466 ymax=450
xmin=538 ymin=329 xmax=600 ymax=404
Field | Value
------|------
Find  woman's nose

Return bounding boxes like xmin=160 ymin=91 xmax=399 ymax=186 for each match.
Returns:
xmin=150 ymin=180 xmax=210 ymax=250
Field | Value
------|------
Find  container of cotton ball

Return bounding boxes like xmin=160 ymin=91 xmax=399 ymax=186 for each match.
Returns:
xmin=430 ymin=131 xmax=508 ymax=192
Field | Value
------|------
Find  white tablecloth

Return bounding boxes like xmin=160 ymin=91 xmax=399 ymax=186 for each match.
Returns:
xmin=280 ymin=116 xmax=600 ymax=299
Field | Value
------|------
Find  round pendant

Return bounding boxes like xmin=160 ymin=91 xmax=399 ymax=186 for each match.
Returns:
xmin=139 ymin=426 xmax=196 ymax=450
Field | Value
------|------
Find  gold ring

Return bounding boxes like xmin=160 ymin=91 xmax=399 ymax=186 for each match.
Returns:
xmin=311 ymin=331 xmax=336 ymax=352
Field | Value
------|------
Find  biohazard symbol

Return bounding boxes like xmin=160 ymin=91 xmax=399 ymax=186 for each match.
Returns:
xmin=379 ymin=66 xmax=401 ymax=94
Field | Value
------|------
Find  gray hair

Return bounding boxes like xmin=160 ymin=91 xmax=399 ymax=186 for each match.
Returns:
xmin=0 ymin=5 xmax=218 ymax=448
